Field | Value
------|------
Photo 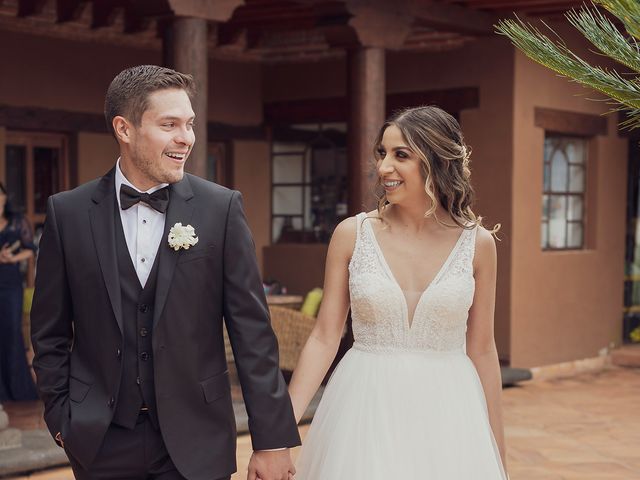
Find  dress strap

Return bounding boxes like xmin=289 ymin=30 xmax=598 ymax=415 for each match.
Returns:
xmin=355 ymin=212 xmax=370 ymax=244
xmin=468 ymin=224 xmax=479 ymax=265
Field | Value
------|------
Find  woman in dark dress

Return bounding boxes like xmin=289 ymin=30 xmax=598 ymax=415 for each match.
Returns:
xmin=0 ymin=181 xmax=38 ymax=401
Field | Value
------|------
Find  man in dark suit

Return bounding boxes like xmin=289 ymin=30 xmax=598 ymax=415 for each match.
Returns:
xmin=31 ymin=65 xmax=300 ymax=480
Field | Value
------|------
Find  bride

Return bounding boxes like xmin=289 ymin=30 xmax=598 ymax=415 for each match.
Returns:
xmin=288 ymin=106 xmax=508 ymax=479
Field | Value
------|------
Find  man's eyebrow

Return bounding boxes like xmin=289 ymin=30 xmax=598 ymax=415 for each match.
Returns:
xmin=158 ymin=115 xmax=196 ymax=121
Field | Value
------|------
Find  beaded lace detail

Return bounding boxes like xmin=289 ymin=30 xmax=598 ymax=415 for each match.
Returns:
xmin=348 ymin=213 xmax=477 ymax=353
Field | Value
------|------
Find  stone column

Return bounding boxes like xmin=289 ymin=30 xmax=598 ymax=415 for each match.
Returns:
xmin=163 ymin=17 xmax=209 ymax=179
xmin=347 ymin=47 xmax=386 ymax=215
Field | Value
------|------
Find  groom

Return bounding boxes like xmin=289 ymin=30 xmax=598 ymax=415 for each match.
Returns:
xmin=30 ymin=65 xmax=300 ymax=480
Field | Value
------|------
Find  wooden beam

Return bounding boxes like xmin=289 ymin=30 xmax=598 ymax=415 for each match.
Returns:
xmin=91 ymin=0 xmax=125 ymax=29
xmin=17 ymin=0 xmax=47 ymax=17
xmin=407 ymin=0 xmax=498 ymax=35
xmin=264 ymin=87 xmax=480 ymax=124
xmin=387 ymin=87 xmax=480 ymax=114
xmin=166 ymin=0 xmax=245 ymax=22
xmin=0 ymin=104 xmax=108 ymax=133
xmin=123 ymin=7 xmax=152 ymax=34
xmin=56 ymin=0 xmax=87 ymax=23
xmin=0 ymin=104 xmax=264 ymax=140
xmin=535 ymin=107 xmax=608 ymax=136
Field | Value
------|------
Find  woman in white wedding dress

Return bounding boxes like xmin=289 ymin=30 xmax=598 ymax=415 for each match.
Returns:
xmin=288 ymin=106 xmax=508 ymax=479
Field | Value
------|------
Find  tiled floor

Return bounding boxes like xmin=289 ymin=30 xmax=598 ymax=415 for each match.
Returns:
xmin=5 ymin=366 xmax=640 ymax=480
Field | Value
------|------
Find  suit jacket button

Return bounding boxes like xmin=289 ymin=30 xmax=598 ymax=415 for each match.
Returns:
xmin=108 ymin=397 xmax=115 ymax=407
xmin=116 ymin=348 xmax=121 ymax=359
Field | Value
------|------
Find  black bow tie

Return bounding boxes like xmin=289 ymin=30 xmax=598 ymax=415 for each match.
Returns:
xmin=120 ymin=184 xmax=170 ymax=213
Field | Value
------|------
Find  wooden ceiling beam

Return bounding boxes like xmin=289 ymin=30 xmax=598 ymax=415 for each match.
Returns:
xmin=405 ymin=0 xmax=498 ymax=35
xmin=17 ymin=0 xmax=48 ymax=17
xmin=166 ymin=0 xmax=246 ymax=22
xmin=56 ymin=0 xmax=87 ymax=23
xmin=455 ymin=0 xmax=579 ymax=8
xmin=91 ymin=0 xmax=125 ymax=29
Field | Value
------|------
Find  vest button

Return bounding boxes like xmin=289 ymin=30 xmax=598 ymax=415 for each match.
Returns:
xmin=136 ymin=377 xmax=141 ymax=385
xmin=140 ymin=327 xmax=148 ymax=337
xmin=116 ymin=348 xmax=121 ymax=360
xmin=139 ymin=304 xmax=149 ymax=313
xmin=107 ymin=397 xmax=115 ymax=407
xmin=140 ymin=352 xmax=150 ymax=361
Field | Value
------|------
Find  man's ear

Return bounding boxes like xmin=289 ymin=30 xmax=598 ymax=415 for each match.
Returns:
xmin=113 ymin=116 xmax=133 ymax=144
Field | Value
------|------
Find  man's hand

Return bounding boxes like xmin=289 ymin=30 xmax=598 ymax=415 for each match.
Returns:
xmin=247 ymin=449 xmax=295 ymax=480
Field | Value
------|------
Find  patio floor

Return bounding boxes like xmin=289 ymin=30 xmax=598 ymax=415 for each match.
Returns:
xmin=4 ymin=366 xmax=639 ymax=480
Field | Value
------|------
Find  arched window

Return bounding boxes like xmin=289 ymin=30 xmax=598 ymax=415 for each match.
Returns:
xmin=542 ymin=134 xmax=587 ymax=250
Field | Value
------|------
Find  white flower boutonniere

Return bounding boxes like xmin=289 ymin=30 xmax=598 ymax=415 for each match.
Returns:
xmin=168 ymin=223 xmax=199 ymax=251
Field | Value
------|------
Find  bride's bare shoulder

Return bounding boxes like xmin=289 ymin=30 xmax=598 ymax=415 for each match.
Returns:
xmin=328 ymin=215 xmax=363 ymax=260
xmin=331 ymin=216 xmax=356 ymax=242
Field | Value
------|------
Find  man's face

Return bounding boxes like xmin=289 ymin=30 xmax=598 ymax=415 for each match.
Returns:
xmin=127 ymin=88 xmax=195 ymax=186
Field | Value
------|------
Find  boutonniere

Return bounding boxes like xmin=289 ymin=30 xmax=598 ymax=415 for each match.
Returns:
xmin=168 ymin=223 xmax=199 ymax=251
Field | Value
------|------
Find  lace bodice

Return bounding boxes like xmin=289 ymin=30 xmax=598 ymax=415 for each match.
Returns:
xmin=348 ymin=212 xmax=477 ymax=353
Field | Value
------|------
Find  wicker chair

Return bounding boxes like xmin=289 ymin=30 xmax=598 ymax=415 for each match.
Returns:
xmin=269 ymin=305 xmax=317 ymax=371
xmin=223 ymin=306 xmax=317 ymax=372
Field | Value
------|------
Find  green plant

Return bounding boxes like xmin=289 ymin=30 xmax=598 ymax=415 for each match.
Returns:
xmin=496 ymin=0 xmax=640 ymax=129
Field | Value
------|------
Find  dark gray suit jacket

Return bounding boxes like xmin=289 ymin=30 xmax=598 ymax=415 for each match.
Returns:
xmin=31 ymin=168 xmax=301 ymax=480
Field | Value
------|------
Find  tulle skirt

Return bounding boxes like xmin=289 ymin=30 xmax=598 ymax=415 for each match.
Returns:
xmin=295 ymin=345 xmax=507 ymax=479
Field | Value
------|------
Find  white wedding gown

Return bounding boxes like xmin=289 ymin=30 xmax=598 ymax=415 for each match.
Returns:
xmin=295 ymin=213 xmax=507 ymax=479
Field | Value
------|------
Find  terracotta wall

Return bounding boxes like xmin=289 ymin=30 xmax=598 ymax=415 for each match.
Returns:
xmin=263 ymin=59 xmax=345 ymax=102
xmin=77 ymin=132 xmax=120 ymax=184
xmin=1 ymin=29 xmax=266 ymax=261
xmin=232 ymin=140 xmax=271 ymax=272
xmin=0 ymin=30 xmax=262 ymax=124
xmin=262 ymin=37 xmax=515 ymax=360
xmin=510 ymin=25 xmax=627 ymax=367
xmin=386 ymin=39 xmax=515 ymax=360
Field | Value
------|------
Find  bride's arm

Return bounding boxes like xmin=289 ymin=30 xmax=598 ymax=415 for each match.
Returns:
xmin=466 ymin=227 xmax=507 ymax=473
xmin=287 ymin=218 xmax=355 ymax=423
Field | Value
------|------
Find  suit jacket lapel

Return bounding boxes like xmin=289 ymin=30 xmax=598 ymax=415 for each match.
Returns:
xmin=153 ymin=175 xmax=195 ymax=329
xmin=89 ymin=168 xmax=124 ymax=334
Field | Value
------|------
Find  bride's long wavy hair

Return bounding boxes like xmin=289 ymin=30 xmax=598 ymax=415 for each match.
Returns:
xmin=373 ymin=105 xmax=499 ymax=233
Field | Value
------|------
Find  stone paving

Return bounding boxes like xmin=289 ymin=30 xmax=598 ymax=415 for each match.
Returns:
xmin=4 ymin=366 xmax=640 ymax=480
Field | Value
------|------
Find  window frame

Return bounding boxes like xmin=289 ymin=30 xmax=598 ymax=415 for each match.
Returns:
xmin=541 ymin=133 xmax=588 ymax=251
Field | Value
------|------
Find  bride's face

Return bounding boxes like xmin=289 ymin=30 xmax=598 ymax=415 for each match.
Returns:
xmin=376 ymin=125 xmax=427 ymax=206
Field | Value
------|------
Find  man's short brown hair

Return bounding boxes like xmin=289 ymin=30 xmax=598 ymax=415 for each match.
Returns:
xmin=104 ymin=65 xmax=195 ymax=135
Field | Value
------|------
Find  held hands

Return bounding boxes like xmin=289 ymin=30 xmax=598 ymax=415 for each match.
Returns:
xmin=247 ymin=449 xmax=295 ymax=480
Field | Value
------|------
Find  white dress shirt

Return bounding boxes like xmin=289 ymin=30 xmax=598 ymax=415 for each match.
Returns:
xmin=115 ymin=159 xmax=168 ymax=287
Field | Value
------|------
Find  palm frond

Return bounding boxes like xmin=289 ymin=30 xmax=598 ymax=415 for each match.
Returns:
xmin=596 ymin=0 xmax=640 ymax=41
xmin=496 ymin=15 xmax=640 ymax=129
xmin=567 ymin=5 xmax=640 ymax=73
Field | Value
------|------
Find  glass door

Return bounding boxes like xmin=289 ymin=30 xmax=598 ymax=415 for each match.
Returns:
xmin=4 ymin=132 xmax=69 ymax=286
xmin=624 ymin=138 xmax=640 ymax=343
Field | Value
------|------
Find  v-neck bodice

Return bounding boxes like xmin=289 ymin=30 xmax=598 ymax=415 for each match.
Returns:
xmin=348 ymin=213 xmax=478 ymax=353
